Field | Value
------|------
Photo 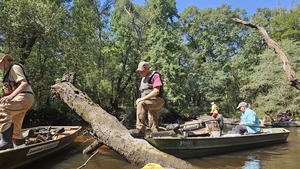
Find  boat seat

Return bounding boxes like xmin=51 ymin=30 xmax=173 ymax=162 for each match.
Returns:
xmin=186 ymin=128 xmax=210 ymax=137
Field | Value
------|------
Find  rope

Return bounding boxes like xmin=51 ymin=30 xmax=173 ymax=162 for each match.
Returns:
xmin=76 ymin=150 xmax=99 ymax=169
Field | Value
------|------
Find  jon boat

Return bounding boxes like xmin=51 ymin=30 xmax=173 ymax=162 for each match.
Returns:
xmin=0 ymin=125 xmax=82 ymax=169
xmin=264 ymin=111 xmax=300 ymax=127
xmin=146 ymin=120 xmax=290 ymax=159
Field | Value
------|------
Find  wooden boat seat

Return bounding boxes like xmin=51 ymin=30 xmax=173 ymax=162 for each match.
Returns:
xmin=185 ymin=128 xmax=210 ymax=137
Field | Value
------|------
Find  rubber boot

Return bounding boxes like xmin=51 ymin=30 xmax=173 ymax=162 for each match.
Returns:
xmin=0 ymin=123 xmax=14 ymax=150
xmin=129 ymin=129 xmax=144 ymax=138
xmin=13 ymin=138 xmax=25 ymax=147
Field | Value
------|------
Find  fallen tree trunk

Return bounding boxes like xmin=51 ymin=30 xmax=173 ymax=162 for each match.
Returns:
xmin=51 ymin=82 xmax=198 ymax=169
xmin=232 ymin=18 xmax=300 ymax=90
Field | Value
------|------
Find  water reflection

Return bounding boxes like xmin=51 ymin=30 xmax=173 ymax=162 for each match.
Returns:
xmin=20 ymin=128 xmax=300 ymax=169
xmin=243 ymin=159 xmax=260 ymax=169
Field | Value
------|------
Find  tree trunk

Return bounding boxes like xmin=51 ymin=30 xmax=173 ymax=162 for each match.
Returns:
xmin=51 ymin=82 xmax=198 ymax=169
xmin=232 ymin=18 xmax=300 ymax=90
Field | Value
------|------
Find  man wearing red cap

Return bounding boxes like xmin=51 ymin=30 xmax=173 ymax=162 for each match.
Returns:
xmin=130 ymin=61 xmax=165 ymax=138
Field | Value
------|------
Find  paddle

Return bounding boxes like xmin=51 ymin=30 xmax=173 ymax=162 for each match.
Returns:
xmin=265 ymin=111 xmax=276 ymax=122
xmin=224 ymin=122 xmax=269 ymax=128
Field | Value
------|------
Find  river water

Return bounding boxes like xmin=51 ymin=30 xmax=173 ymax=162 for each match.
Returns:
xmin=21 ymin=127 xmax=300 ymax=169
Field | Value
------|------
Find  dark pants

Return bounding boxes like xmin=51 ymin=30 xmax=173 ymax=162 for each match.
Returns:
xmin=235 ymin=125 xmax=247 ymax=135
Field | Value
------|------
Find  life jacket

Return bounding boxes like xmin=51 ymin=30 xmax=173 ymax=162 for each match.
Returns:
xmin=2 ymin=63 xmax=30 ymax=96
xmin=140 ymin=71 xmax=163 ymax=98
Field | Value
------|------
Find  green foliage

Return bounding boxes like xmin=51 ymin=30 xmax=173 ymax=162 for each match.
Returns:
xmin=0 ymin=0 xmax=67 ymax=110
xmin=177 ymin=4 xmax=252 ymax=115
xmin=62 ymin=0 xmax=104 ymax=97
xmin=245 ymin=40 xmax=300 ymax=117
xmin=270 ymin=6 xmax=300 ymax=41
xmin=1 ymin=0 xmax=300 ymax=124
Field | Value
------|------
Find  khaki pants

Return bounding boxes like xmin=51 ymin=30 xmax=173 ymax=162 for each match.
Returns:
xmin=0 ymin=93 xmax=34 ymax=139
xmin=136 ymin=97 xmax=165 ymax=133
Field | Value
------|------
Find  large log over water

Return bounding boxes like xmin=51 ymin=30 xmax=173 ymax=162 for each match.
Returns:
xmin=51 ymin=81 xmax=198 ymax=169
xmin=232 ymin=18 xmax=300 ymax=90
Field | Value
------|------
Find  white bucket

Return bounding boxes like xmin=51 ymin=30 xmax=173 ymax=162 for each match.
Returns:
xmin=211 ymin=131 xmax=221 ymax=137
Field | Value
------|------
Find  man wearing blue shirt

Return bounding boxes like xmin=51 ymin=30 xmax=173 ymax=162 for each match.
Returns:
xmin=235 ymin=101 xmax=260 ymax=135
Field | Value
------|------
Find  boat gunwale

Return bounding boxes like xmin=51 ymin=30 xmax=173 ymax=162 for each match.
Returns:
xmin=0 ymin=125 xmax=82 ymax=152
xmin=0 ymin=125 xmax=82 ymax=169
xmin=145 ymin=127 xmax=290 ymax=158
xmin=147 ymin=128 xmax=290 ymax=140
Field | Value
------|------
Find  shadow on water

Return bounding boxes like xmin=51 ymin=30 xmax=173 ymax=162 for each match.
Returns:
xmin=17 ymin=135 xmax=140 ymax=169
xmin=17 ymin=128 xmax=300 ymax=169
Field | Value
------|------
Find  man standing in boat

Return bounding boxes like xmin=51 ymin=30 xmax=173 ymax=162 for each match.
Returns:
xmin=235 ymin=101 xmax=260 ymax=135
xmin=0 ymin=53 xmax=34 ymax=150
xmin=130 ymin=61 xmax=165 ymax=138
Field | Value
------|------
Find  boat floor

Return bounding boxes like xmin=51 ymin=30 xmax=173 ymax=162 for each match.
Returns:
xmin=11 ymin=126 xmax=81 ymax=149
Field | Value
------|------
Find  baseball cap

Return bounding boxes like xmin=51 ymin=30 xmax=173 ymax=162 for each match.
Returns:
xmin=237 ymin=101 xmax=247 ymax=109
xmin=136 ymin=61 xmax=149 ymax=72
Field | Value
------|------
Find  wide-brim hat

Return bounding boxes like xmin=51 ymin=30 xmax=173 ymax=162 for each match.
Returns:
xmin=0 ymin=53 xmax=14 ymax=63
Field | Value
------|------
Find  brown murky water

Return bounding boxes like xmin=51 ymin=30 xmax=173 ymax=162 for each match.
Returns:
xmin=20 ymin=127 xmax=300 ymax=169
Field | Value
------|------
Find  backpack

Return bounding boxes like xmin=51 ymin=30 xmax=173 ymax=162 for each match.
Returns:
xmin=2 ymin=63 xmax=30 ymax=96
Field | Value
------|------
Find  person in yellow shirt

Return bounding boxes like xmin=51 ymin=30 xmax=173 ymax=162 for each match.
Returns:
xmin=210 ymin=102 xmax=218 ymax=119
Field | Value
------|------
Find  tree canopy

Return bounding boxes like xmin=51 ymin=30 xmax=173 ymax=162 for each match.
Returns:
xmin=1 ymin=0 xmax=300 ymax=125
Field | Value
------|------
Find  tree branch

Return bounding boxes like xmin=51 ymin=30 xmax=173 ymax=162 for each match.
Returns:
xmin=232 ymin=18 xmax=300 ymax=90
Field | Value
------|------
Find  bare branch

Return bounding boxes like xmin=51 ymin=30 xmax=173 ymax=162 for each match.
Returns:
xmin=232 ymin=18 xmax=300 ymax=90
